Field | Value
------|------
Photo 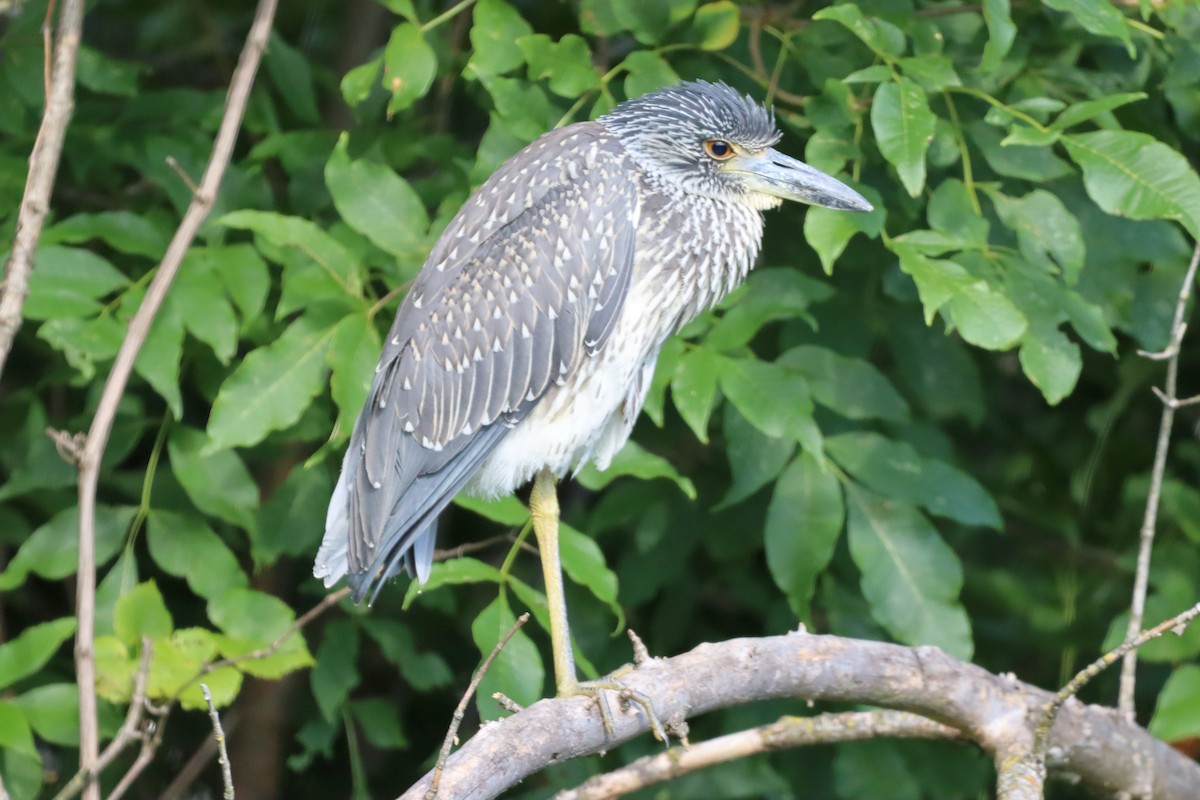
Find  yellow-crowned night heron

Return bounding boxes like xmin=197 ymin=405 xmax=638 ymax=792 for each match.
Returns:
xmin=315 ymin=80 xmax=871 ymax=704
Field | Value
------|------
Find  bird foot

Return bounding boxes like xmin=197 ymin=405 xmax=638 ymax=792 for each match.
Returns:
xmin=559 ymin=673 xmax=668 ymax=744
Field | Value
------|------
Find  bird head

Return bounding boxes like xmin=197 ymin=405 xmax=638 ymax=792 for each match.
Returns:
xmin=598 ymin=80 xmax=872 ymax=213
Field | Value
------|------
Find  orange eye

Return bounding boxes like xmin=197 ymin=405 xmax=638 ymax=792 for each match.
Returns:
xmin=704 ymin=139 xmax=734 ymax=160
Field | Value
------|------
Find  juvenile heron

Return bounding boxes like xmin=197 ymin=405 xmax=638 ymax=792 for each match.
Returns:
xmin=315 ymin=80 xmax=871 ymax=706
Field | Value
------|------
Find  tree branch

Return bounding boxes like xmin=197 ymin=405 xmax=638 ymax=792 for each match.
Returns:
xmin=1120 ymin=238 xmax=1200 ymax=716
xmin=555 ymin=710 xmax=960 ymax=800
xmin=395 ymin=632 xmax=1199 ymax=800
xmin=72 ymin=3 xmax=279 ymax=798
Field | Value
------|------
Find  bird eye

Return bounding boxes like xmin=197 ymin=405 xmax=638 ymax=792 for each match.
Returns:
xmin=704 ymin=140 xmax=734 ymax=160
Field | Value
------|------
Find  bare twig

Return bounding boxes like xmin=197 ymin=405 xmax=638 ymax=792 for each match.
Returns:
xmin=0 ymin=0 xmax=83 ymax=383
xmin=105 ymin=705 xmax=170 ymax=800
xmin=426 ymin=612 xmax=531 ymax=800
xmin=158 ymin=710 xmax=242 ymax=800
xmin=201 ymin=684 xmax=235 ymax=799
xmin=1119 ymin=239 xmax=1200 ymax=717
xmin=72 ymin=4 xmax=279 ymax=799
xmin=555 ymin=710 xmax=959 ymax=800
xmin=203 ymin=586 xmax=349 ymax=676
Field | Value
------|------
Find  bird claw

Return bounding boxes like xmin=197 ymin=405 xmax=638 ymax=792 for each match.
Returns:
xmin=561 ymin=677 xmax=668 ymax=744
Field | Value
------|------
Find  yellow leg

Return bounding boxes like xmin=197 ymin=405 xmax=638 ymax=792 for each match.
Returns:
xmin=530 ymin=469 xmax=578 ymax=695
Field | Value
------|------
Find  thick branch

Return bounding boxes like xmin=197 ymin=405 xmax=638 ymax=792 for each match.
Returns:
xmin=0 ymin=0 xmax=85 ymax=381
xmin=396 ymin=632 xmax=1198 ymax=800
xmin=72 ymin=2 xmax=279 ymax=798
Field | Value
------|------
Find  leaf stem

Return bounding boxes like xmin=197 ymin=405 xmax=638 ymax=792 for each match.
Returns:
xmin=420 ymin=0 xmax=476 ymax=34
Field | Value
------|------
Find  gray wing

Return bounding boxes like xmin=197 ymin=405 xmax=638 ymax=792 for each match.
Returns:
xmin=320 ymin=123 xmax=641 ymax=602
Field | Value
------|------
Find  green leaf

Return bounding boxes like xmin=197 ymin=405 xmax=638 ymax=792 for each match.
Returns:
xmin=44 ymin=210 xmax=169 ymax=258
xmin=1018 ymin=326 xmax=1082 ymax=404
xmin=220 ymin=209 xmax=362 ymax=298
xmin=471 ymin=596 xmax=543 ymax=720
xmin=24 ymin=245 xmax=129 ymax=320
xmin=928 ymin=179 xmax=988 ymax=247
xmin=209 ymin=588 xmax=295 ymax=643
xmin=826 ymin=431 xmax=1001 ymax=528
xmin=611 ymin=0 xmax=671 ymax=44
xmin=453 ymin=494 xmax=530 ymax=526
xmin=622 ymin=51 xmax=680 ymax=99
xmin=893 ymin=248 xmax=975 ymax=323
xmin=1043 ymin=0 xmax=1134 ymax=56
xmin=577 ymin=440 xmax=696 ymax=499
xmin=1150 ymin=665 xmax=1200 ymax=742
xmin=147 ymin=510 xmax=249 ymax=600
xmin=846 ymin=488 xmax=973 ymax=659
xmin=206 ymin=313 xmax=336 ymax=450
xmin=361 ymin=619 xmax=453 ymax=690
xmin=168 ymin=426 xmax=258 ymax=530
xmin=898 ymin=55 xmax=961 ymax=92
xmin=191 ymin=244 xmax=271 ymax=323
xmin=871 ymin=79 xmax=936 ymax=197
xmin=947 ymin=280 xmax=1028 ymax=350
xmin=135 ymin=295 xmax=184 ymax=417
xmin=174 ymin=258 xmax=239 ymax=363
xmin=114 ymin=581 xmax=173 ymax=645
xmin=467 ymin=0 xmax=533 ymax=77
xmin=350 ymin=698 xmax=409 ymax=749
xmin=980 ymin=0 xmax=1016 ymax=71
xmin=327 ymin=312 xmax=381 ymax=443
xmin=13 ymin=684 xmax=78 ymax=745
xmin=813 ymin=5 xmax=905 ymax=59
xmin=989 ymin=189 xmax=1085 ymax=284
xmin=341 ymin=56 xmax=381 ymax=107
xmin=779 ymin=345 xmax=909 ymax=422
xmin=1049 ymin=92 xmax=1147 ymax=131
xmin=0 ymin=618 xmax=77 ymax=690
xmin=0 ymin=701 xmax=36 ymax=758
xmin=403 ymin=557 xmax=504 ymax=609
xmin=265 ymin=31 xmax=320 ymax=123
xmin=0 ymin=505 xmax=136 ymax=591
xmin=804 ymin=201 xmax=881 ymax=274
xmin=718 ymin=404 xmax=794 ymax=508
xmin=688 ymin=1 xmax=739 ymax=50
xmin=326 ymin=134 xmax=430 ymax=258
xmin=518 ymin=34 xmax=598 ymax=97
xmin=560 ymin=522 xmax=624 ymax=630
xmin=765 ymin=452 xmax=843 ymax=619
xmin=671 ymin=346 xmax=721 ymax=442
xmin=706 ymin=268 xmax=835 ymax=350
xmin=719 ymin=356 xmax=821 ymax=455
xmin=1063 ymin=131 xmax=1200 ymax=237
xmin=312 ymin=620 xmax=361 ymax=721
xmin=382 ymin=23 xmax=437 ymax=115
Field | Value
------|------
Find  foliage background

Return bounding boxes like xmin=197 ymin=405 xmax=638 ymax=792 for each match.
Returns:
xmin=1 ymin=0 xmax=1199 ymax=797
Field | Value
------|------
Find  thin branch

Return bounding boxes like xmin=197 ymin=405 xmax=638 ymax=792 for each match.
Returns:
xmin=201 ymin=684 xmax=235 ymax=799
xmin=0 ymin=0 xmax=83 ymax=381
xmin=105 ymin=706 xmax=170 ymax=800
xmin=72 ymin=4 xmax=279 ymax=799
xmin=426 ymin=612 xmax=531 ymax=800
xmin=555 ymin=710 xmax=959 ymax=800
xmin=158 ymin=710 xmax=241 ymax=800
xmin=1119 ymin=239 xmax=1200 ymax=717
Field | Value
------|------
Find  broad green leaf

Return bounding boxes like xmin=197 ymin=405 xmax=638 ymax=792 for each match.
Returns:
xmin=114 ymin=581 xmax=173 ymax=645
xmin=0 ymin=505 xmax=135 ymax=591
xmin=13 ymin=684 xmax=78 ymax=745
xmin=75 ymin=45 xmax=141 ymax=95
xmin=560 ymin=522 xmax=624 ymax=630
xmin=671 ymin=346 xmax=721 ymax=442
xmin=147 ymin=510 xmax=248 ymax=600
xmin=1063 ymin=131 xmax=1200 ymax=237
xmin=779 ymin=345 xmax=909 ymax=422
xmin=327 ymin=312 xmax=381 ymax=443
xmin=813 ymin=5 xmax=905 ymax=59
xmin=24 ymin=245 xmax=129 ymax=320
xmin=989 ymin=189 xmax=1085 ymax=284
xmin=518 ymin=34 xmax=598 ymax=97
xmin=826 ymin=431 xmax=1001 ymax=529
xmin=174 ymin=258 xmax=239 ymax=363
xmin=382 ymin=23 xmax=437 ymax=115
xmin=765 ymin=452 xmax=843 ymax=619
xmin=326 ymin=134 xmax=430 ymax=258
xmin=803 ymin=196 xmax=886 ymax=273
xmin=928 ymin=179 xmax=988 ymax=247
xmin=454 ymin=494 xmax=530 ymax=526
xmin=980 ymin=0 xmax=1016 ymax=71
xmin=478 ymin=75 xmax=559 ymax=142
xmin=611 ymin=0 xmax=671 ymax=44
xmin=341 ymin=56 xmax=381 ymax=107
xmin=886 ymin=313 xmax=984 ymax=423
xmin=718 ymin=404 xmax=795 ymax=508
xmin=947 ymin=280 xmax=1028 ymax=350
xmin=219 ymin=209 xmax=362 ymax=296
xmin=403 ymin=557 xmax=505 ymax=609
xmin=312 ymin=620 xmax=361 ymax=721
xmin=209 ymin=588 xmax=295 ymax=644
xmin=196 ymin=244 xmax=271 ymax=323
xmin=44 ymin=211 xmax=169 ymax=258
xmin=1150 ymin=665 xmax=1200 ymax=742
xmin=622 ymin=51 xmax=680 ymax=99
xmin=577 ymin=440 xmax=696 ymax=499
xmin=871 ymin=79 xmax=936 ymax=197
xmin=467 ymin=0 xmax=533 ymax=77
xmin=361 ymin=619 xmax=454 ymax=690
xmin=894 ymin=248 xmax=975 ymax=322
xmin=1018 ymin=326 xmax=1082 ymax=404
xmin=471 ymin=596 xmax=543 ymax=720
xmin=688 ymin=1 xmax=739 ymax=50
xmin=168 ymin=426 xmax=258 ymax=530
xmin=36 ymin=315 xmax=124 ymax=380
xmin=718 ymin=356 xmax=821 ymax=455
xmin=265 ymin=31 xmax=320 ymax=123
xmin=351 ymin=698 xmax=409 ymax=749
xmin=1050 ymin=92 xmax=1147 ymax=131
xmin=2 ymin=750 xmax=43 ymax=800
xmin=0 ymin=618 xmax=77 ymax=690
xmin=846 ymin=488 xmax=973 ymax=659
xmin=207 ymin=312 xmax=337 ymax=450
xmin=1043 ymin=0 xmax=1134 ymax=56
xmin=898 ymin=55 xmax=961 ymax=91
xmin=707 ymin=268 xmax=835 ymax=349
xmin=0 ymin=701 xmax=36 ymax=758
xmin=253 ymin=465 xmax=332 ymax=565
xmin=135 ymin=295 xmax=184 ymax=417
